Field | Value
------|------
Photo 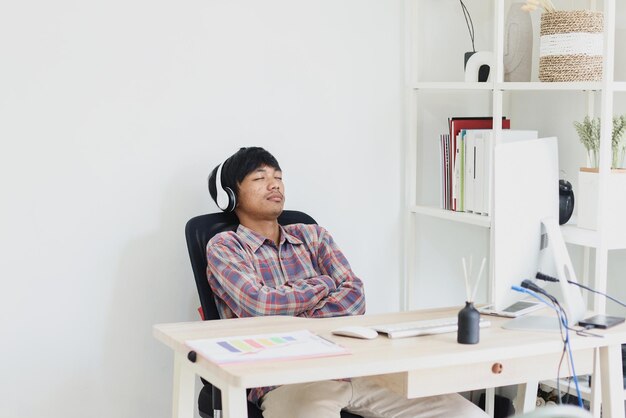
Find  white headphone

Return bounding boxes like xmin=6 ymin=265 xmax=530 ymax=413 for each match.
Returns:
xmin=212 ymin=161 xmax=236 ymax=212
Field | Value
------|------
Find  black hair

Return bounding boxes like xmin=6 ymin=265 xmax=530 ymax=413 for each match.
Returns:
xmin=208 ymin=147 xmax=282 ymax=204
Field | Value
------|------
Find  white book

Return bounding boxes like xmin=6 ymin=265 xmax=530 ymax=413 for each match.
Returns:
xmin=463 ymin=130 xmax=475 ymax=213
xmin=495 ymin=129 xmax=539 ymax=145
xmin=452 ymin=133 xmax=462 ymax=211
xmin=439 ymin=135 xmax=445 ymax=209
xmin=483 ymin=131 xmax=494 ymax=216
xmin=459 ymin=132 xmax=465 ymax=212
xmin=473 ymin=132 xmax=485 ymax=215
xmin=442 ymin=134 xmax=450 ymax=209
xmin=467 ymin=129 xmax=539 ymax=216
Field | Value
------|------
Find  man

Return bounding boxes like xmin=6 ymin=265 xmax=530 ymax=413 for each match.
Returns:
xmin=206 ymin=147 xmax=487 ymax=418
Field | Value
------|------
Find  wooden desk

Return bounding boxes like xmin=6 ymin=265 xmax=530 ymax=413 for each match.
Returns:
xmin=154 ymin=307 xmax=626 ymax=418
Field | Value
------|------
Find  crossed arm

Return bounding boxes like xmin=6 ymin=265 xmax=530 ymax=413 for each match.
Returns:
xmin=206 ymin=227 xmax=365 ymax=318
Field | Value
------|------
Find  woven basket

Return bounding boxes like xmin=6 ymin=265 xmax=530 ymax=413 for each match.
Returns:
xmin=539 ymin=11 xmax=603 ymax=82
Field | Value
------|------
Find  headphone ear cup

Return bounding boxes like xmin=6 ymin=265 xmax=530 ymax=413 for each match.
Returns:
xmin=223 ymin=187 xmax=236 ymax=212
xmin=213 ymin=161 xmax=236 ymax=212
xmin=215 ymin=188 xmax=230 ymax=211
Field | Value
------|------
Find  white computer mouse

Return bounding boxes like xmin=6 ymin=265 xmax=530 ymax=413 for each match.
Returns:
xmin=331 ymin=326 xmax=379 ymax=340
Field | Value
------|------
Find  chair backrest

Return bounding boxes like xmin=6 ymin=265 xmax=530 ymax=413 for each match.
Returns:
xmin=184 ymin=210 xmax=317 ymax=321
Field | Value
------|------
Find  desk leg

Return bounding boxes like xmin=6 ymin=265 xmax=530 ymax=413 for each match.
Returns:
xmin=221 ymin=385 xmax=248 ymax=418
xmin=590 ymin=348 xmax=601 ymax=417
xmin=514 ymin=381 xmax=538 ymax=414
xmin=485 ymin=387 xmax=495 ymax=418
xmin=599 ymin=344 xmax=625 ymax=418
xmin=172 ymin=352 xmax=196 ymax=418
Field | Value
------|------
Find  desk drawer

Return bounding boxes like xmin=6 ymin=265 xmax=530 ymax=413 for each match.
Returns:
xmin=372 ymin=349 xmax=595 ymax=398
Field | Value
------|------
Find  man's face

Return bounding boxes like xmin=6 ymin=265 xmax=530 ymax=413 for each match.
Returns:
xmin=235 ymin=165 xmax=285 ymax=220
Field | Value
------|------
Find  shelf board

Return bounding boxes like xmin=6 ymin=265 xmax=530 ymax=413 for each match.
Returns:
xmin=542 ymin=378 xmax=593 ymax=401
xmin=413 ymin=82 xmax=494 ymax=91
xmin=561 ymin=221 xmax=626 ymax=250
xmin=496 ymin=82 xmax=602 ymax=91
xmin=560 ymin=223 xmax=600 ymax=248
xmin=410 ymin=205 xmax=491 ymax=228
xmin=412 ymin=81 xmax=603 ymax=92
xmin=543 ymin=378 xmax=626 ymax=401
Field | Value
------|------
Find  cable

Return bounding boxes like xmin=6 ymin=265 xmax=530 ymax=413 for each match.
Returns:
xmin=511 ymin=285 xmax=584 ymax=407
xmin=534 ymin=271 xmax=622 ymax=406
xmin=536 ymin=272 xmax=626 ymax=309
xmin=512 ymin=285 xmax=567 ymax=341
xmin=459 ymin=1 xmax=476 ymax=53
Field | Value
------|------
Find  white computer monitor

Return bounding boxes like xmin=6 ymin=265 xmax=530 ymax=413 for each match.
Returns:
xmin=531 ymin=217 xmax=587 ymax=321
xmin=491 ymin=137 xmax=586 ymax=330
xmin=502 ymin=217 xmax=587 ymax=331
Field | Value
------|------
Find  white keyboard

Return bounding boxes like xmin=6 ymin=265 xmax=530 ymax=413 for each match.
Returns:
xmin=371 ymin=316 xmax=491 ymax=339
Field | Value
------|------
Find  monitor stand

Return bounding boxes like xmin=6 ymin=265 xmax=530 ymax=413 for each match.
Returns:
xmin=502 ymin=314 xmax=562 ymax=333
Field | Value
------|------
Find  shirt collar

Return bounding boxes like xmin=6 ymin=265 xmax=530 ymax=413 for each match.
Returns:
xmin=236 ymin=224 xmax=303 ymax=252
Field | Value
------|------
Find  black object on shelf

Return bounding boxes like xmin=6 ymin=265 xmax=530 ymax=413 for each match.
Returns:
xmin=464 ymin=52 xmax=490 ymax=82
xmin=559 ymin=179 xmax=574 ymax=225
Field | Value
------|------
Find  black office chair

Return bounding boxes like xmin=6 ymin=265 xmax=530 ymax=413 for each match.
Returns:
xmin=185 ymin=210 xmax=362 ymax=418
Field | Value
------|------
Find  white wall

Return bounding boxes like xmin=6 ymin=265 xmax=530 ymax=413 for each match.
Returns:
xmin=0 ymin=1 xmax=403 ymax=417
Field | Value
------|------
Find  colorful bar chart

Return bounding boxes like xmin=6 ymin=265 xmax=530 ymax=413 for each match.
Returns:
xmin=216 ymin=335 xmax=297 ymax=354
xmin=186 ymin=329 xmax=350 ymax=364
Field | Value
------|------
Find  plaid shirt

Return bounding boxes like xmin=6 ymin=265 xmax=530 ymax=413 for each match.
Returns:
xmin=206 ymin=223 xmax=366 ymax=405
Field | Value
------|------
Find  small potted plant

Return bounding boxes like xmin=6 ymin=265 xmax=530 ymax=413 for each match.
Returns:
xmin=573 ymin=114 xmax=626 ymax=231
xmin=573 ymin=115 xmax=626 ymax=168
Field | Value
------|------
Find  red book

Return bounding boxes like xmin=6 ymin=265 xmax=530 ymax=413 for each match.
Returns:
xmin=448 ymin=117 xmax=511 ymax=144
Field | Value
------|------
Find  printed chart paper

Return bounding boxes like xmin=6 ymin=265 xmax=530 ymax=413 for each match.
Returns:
xmin=186 ymin=329 xmax=350 ymax=364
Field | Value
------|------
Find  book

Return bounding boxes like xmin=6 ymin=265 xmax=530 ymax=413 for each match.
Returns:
xmin=185 ymin=329 xmax=350 ymax=365
xmin=464 ymin=129 xmax=475 ymax=213
xmin=439 ymin=135 xmax=445 ymax=209
xmin=452 ymin=133 xmax=462 ymax=211
xmin=448 ymin=117 xmax=511 ymax=144
xmin=468 ymin=129 xmax=539 ymax=216
xmin=483 ymin=131 xmax=494 ymax=216
xmin=448 ymin=117 xmax=510 ymax=212
xmin=440 ymin=134 xmax=451 ymax=209
xmin=458 ymin=131 xmax=465 ymax=212
xmin=474 ymin=132 xmax=485 ymax=215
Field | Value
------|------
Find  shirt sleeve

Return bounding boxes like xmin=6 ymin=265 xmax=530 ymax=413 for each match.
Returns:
xmin=300 ymin=226 xmax=366 ymax=318
xmin=207 ymin=239 xmax=337 ymax=317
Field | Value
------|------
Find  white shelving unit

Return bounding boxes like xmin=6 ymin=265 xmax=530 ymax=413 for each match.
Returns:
xmin=404 ymin=0 xmax=624 ymax=412
xmin=404 ymin=0 xmax=622 ymax=312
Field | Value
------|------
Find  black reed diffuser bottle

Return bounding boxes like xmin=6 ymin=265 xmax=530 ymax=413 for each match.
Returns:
xmin=458 ymin=256 xmax=485 ymax=344
xmin=457 ymin=301 xmax=480 ymax=344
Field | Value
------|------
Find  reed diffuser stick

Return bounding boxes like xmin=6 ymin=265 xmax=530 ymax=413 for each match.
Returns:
xmin=471 ymin=257 xmax=487 ymax=303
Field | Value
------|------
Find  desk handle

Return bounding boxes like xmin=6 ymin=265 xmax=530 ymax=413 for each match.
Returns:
xmin=491 ymin=363 xmax=503 ymax=374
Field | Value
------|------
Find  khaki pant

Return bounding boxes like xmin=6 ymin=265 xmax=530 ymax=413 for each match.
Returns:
xmin=260 ymin=377 xmax=488 ymax=418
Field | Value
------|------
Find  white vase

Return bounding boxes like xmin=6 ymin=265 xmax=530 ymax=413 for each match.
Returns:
xmin=504 ymin=3 xmax=533 ymax=82
xmin=577 ymin=168 xmax=626 ymax=233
